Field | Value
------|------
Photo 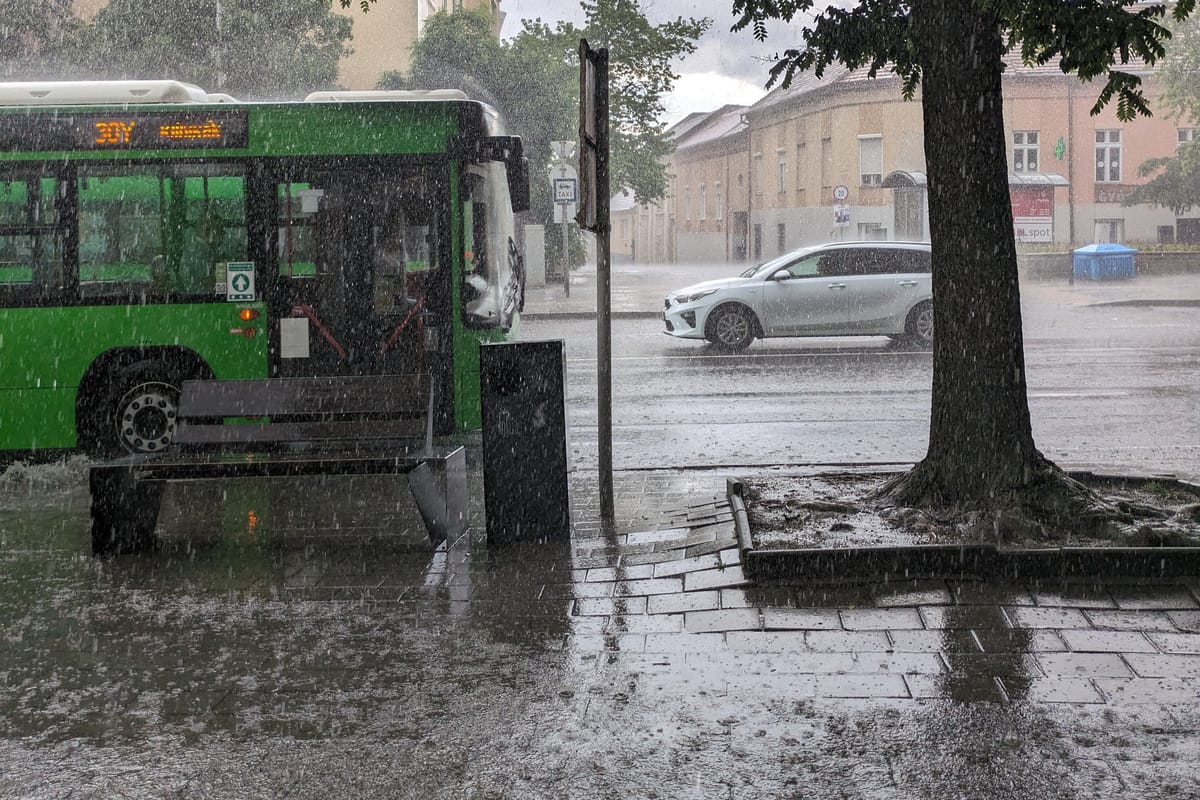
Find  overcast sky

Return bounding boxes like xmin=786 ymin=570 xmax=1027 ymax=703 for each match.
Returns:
xmin=498 ymin=0 xmax=807 ymax=124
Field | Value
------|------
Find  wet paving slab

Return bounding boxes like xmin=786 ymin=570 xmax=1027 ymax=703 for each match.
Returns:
xmin=0 ymin=461 xmax=1198 ymax=797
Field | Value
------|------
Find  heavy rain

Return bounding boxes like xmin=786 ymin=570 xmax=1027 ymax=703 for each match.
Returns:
xmin=1 ymin=0 xmax=1199 ymax=798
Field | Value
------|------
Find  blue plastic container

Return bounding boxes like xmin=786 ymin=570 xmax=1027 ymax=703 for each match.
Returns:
xmin=1072 ymin=243 xmax=1136 ymax=280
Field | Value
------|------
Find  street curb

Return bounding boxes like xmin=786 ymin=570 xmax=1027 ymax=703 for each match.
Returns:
xmin=1085 ymin=299 xmax=1200 ymax=308
xmin=727 ymin=471 xmax=1200 ymax=582
xmin=522 ymin=311 xmax=663 ymax=321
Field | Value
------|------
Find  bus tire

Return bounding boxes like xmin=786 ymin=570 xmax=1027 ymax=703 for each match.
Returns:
xmin=95 ymin=361 xmax=187 ymax=457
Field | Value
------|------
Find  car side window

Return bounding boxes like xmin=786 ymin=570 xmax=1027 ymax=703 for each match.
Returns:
xmin=816 ymin=251 xmax=849 ymax=277
xmin=780 ymin=254 xmax=821 ymax=278
xmin=899 ymin=249 xmax=932 ymax=273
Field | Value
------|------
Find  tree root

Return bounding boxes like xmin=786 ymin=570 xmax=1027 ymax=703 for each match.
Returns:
xmin=871 ymin=456 xmax=1145 ymax=544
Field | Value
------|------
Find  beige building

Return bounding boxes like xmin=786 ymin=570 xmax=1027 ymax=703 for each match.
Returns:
xmin=335 ymin=0 xmax=502 ymax=90
xmin=643 ymin=58 xmax=1192 ymax=264
xmin=70 ymin=0 xmax=503 ymax=91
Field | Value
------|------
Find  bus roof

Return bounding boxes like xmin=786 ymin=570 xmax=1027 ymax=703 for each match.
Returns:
xmin=0 ymin=80 xmax=226 ymax=106
xmin=303 ymin=89 xmax=469 ymax=103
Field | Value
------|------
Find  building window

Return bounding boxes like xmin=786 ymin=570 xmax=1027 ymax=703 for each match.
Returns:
xmin=777 ymin=149 xmax=788 ymax=194
xmin=684 ymin=187 xmax=691 ymax=220
xmin=820 ymin=137 xmax=832 ymax=187
xmin=776 ymin=222 xmax=786 ymax=253
xmin=1013 ymin=131 xmax=1039 ymax=172
xmin=795 ymin=143 xmax=807 ymax=194
xmin=1095 ymin=130 xmax=1121 ymax=183
xmin=858 ymin=135 xmax=882 ymax=186
xmin=714 ymin=182 xmax=723 ymax=219
xmin=1095 ymin=218 xmax=1124 ymax=243
xmin=753 ymin=154 xmax=763 ymax=195
xmin=699 ymin=184 xmax=706 ymax=220
xmin=1179 ymin=128 xmax=1197 ymax=148
xmin=858 ymin=222 xmax=886 ymax=241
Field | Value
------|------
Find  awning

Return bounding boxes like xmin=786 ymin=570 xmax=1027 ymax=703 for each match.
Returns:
xmin=881 ymin=170 xmax=927 ymax=188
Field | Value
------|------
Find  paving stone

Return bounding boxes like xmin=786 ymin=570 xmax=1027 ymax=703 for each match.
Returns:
xmin=1058 ymin=629 xmax=1157 ymax=653
xmin=920 ymin=604 xmax=1011 ymax=629
xmin=685 ymin=608 xmax=762 ymax=633
xmin=719 ymin=548 xmax=740 ymax=567
xmin=541 ymin=581 xmax=613 ymax=599
xmin=620 ymin=551 xmax=684 ymax=566
xmin=887 ymin=629 xmax=961 ymax=653
xmin=725 ymin=672 xmax=817 ymax=697
xmin=1146 ymin=632 xmax=1200 ymax=655
xmin=761 ymin=607 xmax=842 ymax=631
xmin=905 ymin=673 xmax=1005 ymax=701
xmin=840 ymin=607 xmax=924 ymax=630
xmin=648 ymin=590 xmax=720 ymax=615
xmin=814 ymin=673 xmax=910 ymax=699
xmin=975 ymin=628 xmax=1068 ymax=653
xmin=1036 ymin=652 xmax=1134 ymax=678
xmin=1084 ymin=609 xmax=1180 ymax=631
xmin=1110 ymin=588 xmax=1200 ymax=610
xmin=584 ymin=564 xmax=655 ymax=582
xmin=1166 ymin=610 xmax=1200 ymax=632
xmin=1006 ymin=606 xmax=1090 ymax=629
xmin=949 ymin=582 xmax=1036 ymax=606
xmin=1024 ymin=677 xmax=1106 ymax=704
xmin=684 ymin=565 xmax=750 ymax=592
xmin=872 ymin=580 xmax=953 ymax=607
xmin=804 ymin=630 xmax=892 ymax=652
xmin=943 ymin=651 xmax=1043 ymax=678
xmin=643 ymin=632 xmax=727 ymax=655
xmin=1124 ymin=653 xmax=1200 ymax=678
xmin=568 ymin=633 xmax=646 ymax=653
xmin=792 ymin=585 xmax=876 ymax=608
xmin=651 ymin=553 xmax=722 ymax=578
xmin=726 ymin=630 xmax=809 ymax=653
xmin=1030 ymin=587 xmax=1116 ymax=609
xmin=614 ymin=578 xmax=684 ymax=597
xmin=739 ymin=586 xmax=796 ymax=608
xmin=625 ymin=528 xmax=691 ymax=546
xmin=574 ymin=596 xmax=648 ymax=616
xmin=720 ymin=588 xmax=754 ymax=609
xmin=1093 ymin=677 xmax=1200 ymax=704
xmin=685 ymin=538 xmax=738 ymax=558
xmin=604 ymin=613 xmax=684 ymax=635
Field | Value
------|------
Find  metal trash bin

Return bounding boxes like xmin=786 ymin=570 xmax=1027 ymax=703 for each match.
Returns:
xmin=480 ymin=340 xmax=570 ymax=545
xmin=1072 ymin=243 xmax=1136 ymax=281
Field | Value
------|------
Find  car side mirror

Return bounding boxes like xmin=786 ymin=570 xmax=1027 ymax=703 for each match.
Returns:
xmin=770 ymin=270 xmax=791 ymax=281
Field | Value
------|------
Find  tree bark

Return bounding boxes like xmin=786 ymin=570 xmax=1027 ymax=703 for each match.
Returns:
xmin=882 ymin=0 xmax=1055 ymax=509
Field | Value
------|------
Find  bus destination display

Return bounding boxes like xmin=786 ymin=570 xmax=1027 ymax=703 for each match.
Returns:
xmin=0 ymin=110 xmax=249 ymax=151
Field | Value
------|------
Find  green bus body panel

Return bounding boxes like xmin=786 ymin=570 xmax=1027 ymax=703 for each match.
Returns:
xmin=0 ymin=302 xmax=267 ymax=450
xmin=0 ymin=103 xmax=463 ymax=161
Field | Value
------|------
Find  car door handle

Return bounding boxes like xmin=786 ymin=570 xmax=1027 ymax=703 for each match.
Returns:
xmin=826 ymin=283 xmax=847 ymax=290
xmin=898 ymin=280 xmax=919 ymax=287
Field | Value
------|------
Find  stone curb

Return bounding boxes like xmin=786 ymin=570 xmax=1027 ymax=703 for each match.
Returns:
xmin=522 ymin=311 xmax=663 ymax=321
xmin=727 ymin=471 xmax=1200 ymax=582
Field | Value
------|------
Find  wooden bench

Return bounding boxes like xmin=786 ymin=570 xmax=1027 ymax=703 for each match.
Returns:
xmin=88 ymin=374 xmax=467 ymax=556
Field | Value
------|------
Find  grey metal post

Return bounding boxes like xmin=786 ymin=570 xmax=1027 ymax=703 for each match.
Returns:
xmin=562 ymin=215 xmax=570 ymax=297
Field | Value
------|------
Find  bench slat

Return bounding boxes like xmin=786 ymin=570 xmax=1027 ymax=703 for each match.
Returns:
xmin=174 ymin=418 xmax=426 ymax=445
xmin=178 ymin=374 xmax=427 ymax=418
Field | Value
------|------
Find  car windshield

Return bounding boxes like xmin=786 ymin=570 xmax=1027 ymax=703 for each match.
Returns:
xmin=740 ymin=248 xmax=817 ymax=278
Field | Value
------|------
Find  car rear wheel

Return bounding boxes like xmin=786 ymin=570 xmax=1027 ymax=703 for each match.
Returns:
xmin=706 ymin=304 xmax=757 ymax=351
xmin=905 ymin=301 xmax=934 ymax=348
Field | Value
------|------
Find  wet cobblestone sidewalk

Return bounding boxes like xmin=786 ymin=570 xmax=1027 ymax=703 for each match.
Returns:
xmin=0 ymin=465 xmax=1197 ymax=798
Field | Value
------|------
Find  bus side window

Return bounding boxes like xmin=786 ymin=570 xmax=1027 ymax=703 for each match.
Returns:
xmin=0 ymin=174 xmax=63 ymax=298
xmin=78 ymin=167 xmax=247 ymax=300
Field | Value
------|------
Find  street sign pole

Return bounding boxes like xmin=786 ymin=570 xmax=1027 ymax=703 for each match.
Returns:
xmin=578 ymin=39 xmax=613 ymax=525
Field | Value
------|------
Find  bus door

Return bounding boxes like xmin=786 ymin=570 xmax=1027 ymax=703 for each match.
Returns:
xmin=268 ymin=162 xmax=448 ymax=383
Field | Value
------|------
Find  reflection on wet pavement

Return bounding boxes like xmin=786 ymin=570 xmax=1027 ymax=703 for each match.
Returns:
xmin=0 ymin=463 xmax=1198 ymax=798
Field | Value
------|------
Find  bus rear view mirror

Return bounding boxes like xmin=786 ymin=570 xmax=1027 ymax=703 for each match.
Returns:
xmin=480 ymin=136 xmax=529 ymax=213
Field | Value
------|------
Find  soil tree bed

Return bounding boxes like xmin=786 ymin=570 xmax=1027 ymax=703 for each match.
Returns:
xmin=731 ymin=470 xmax=1200 ymax=582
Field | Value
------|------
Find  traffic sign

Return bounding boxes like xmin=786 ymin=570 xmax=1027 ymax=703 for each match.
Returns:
xmin=226 ymin=261 xmax=256 ymax=301
xmin=833 ymin=185 xmax=849 ymax=202
xmin=554 ymin=177 xmax=578 ymax=203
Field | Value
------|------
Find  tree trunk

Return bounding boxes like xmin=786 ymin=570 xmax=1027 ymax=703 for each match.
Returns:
xmin=882 ymin=0 xmax=1053 ymax=509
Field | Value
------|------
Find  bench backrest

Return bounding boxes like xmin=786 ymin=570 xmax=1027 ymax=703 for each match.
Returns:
xmin=173 ymin=374 xmax=434 ymax=450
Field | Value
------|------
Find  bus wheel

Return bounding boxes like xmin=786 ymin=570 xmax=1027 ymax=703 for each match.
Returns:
xmin=100 ymin=363 xmax=184 ymax=456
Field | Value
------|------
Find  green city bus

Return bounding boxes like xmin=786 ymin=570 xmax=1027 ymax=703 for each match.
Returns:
xmin=0 ymin=80 xmax=528 ymax=457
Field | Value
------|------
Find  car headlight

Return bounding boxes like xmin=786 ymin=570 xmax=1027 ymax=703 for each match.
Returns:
xmin=675 ymin=289 xmax=716 ymax=304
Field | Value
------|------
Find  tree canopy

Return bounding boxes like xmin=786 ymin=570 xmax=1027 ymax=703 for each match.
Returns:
xmin=385 ymin=1 xmax=709 ymax=219
xmin=1126 ymin=11 xmax=1200 ymax=215
xmin=0 ymin=0 xmax=80 ymax=79
xmin=66 ymin=0 xmax=357 ymax=99
xmin=729 ymin=0 xmax=1196 ymax=526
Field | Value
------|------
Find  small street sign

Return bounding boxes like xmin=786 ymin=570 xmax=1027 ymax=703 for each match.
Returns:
xmin=554 ymin=177 xmax=578 ymax=203
xmin=226 ymin=261 xmax=256 ymax=301
xmin=833 ymin=185 xmax=849 ymax=202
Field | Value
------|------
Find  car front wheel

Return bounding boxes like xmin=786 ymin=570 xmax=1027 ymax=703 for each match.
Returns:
xmin=706 ymin=304 xmax=757 ymax=350
xmin=905 ymin=301 xmax=934 ymax=348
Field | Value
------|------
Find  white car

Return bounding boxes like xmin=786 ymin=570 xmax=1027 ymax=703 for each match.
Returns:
xmin=663 ymin=241 xmax=934 ymax=350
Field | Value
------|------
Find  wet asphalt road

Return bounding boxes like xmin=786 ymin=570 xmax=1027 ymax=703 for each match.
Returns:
xmin=0 ymin=297 xmax=1198 ymax=797
xmin=529 ymin=302 xmax=1200 ymax=478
